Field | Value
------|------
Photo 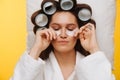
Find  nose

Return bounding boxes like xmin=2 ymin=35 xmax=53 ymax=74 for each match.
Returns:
xmin=60 ymin=28 xmax=67 ymax=38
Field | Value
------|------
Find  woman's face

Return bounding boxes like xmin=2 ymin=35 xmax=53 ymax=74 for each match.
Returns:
xmin=49 ymin=11 xmax=79 ymax=53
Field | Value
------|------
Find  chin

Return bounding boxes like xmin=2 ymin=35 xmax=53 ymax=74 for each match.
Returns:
xmin=54 ymin=46 xmax=73 ymax=53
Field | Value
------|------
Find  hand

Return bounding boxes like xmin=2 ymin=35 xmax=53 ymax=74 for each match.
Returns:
xmin=29 ymin=28 xmax=56 ymax=59
xmin=74 ymin=23 xmax=100 ymax=54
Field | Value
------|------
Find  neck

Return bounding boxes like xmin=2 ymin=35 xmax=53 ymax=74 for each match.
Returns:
xmin=54 ymin=49 xmax=76 ymax=66
xmin=53 ymin=49 xmax=76 ymax=80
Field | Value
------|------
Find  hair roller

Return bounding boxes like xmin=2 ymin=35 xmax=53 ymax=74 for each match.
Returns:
xmin=59 ymin=0 xmax=77 ymax=11
xmin=31 ymin=10 xmax=49 ymax=28
xmin=41 ymin=0 xmax=58 ymax=15
xmin=76 ymin=4 xmax=92 ymax=22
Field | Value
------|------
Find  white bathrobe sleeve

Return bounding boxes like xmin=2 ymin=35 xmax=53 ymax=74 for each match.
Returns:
xmin=10 ymin=51 xmax=45 ymax=80
xmin=75 ymin=51 xmax=115 ymax=80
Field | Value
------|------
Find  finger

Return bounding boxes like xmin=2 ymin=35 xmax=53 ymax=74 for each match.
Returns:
xmin=85 ymin=25 xmax=95 ymax=37
xmin=37 ymin=29 xmax=51 ymax=41
xmin=80 ymin=23 xmax=94 ymax=31
xmin=79 ymin=24 xmax=90 ymax=33
xmin=79 ymin=32 xmax=85 ymax=42
xmin=79 ymin=32 xmax=84 ymax=39
xmin=44 ymin=30 xmax=50 ymax=41
xmin=74 ymin=30 xmax=79 ymax=37
xmin=85 ymin=23 xmax=95 ymax=31
xmin=85 ymin=27 xmax=91 ymax=33
xmin=49 ymin=28 xmax=57 ymax=39
xmin=79 ymin=26 xmax=85 ymax=33
xmin=50 ymin=28 xmax=57 ymax=39
xmin=86 ymin=26 xmax=91 ymax=31
xmin=82 ymin=29 xmax=90 ymax=39
xmin=80 ymin=25 xmax=92 ymax=36
xmin=47 ymin=29 xmax=53 ymax=40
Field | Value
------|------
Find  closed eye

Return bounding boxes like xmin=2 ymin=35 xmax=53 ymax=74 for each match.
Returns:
xmin=67 ymin=28 xmax=74 ymax=31
xmin=67 ymin=24 xmax=77 ymax=31
xmin=52 ymin=26 xmax=60 ymax=31
xmin=50 ymin=23 xmax=61 ymax=31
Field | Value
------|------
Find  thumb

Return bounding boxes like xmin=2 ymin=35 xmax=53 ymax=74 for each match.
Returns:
xmin=79 ymin=33 xmax=85 ymax=42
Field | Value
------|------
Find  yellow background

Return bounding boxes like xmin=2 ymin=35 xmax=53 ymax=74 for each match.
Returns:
xmin=0 ymin=0 xmax=119 ymax=80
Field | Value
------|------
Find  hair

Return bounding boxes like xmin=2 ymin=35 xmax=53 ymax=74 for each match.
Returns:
xmin=31 ymin=1 xmax=96 ymax=60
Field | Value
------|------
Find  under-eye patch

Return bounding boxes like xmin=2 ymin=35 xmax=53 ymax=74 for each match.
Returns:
xmin=66 ymin=28 xmax=78 ymax=36
xmin=53 ymin=28 xmax=78 ymax=36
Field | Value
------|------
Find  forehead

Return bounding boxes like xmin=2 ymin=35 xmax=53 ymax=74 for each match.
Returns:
xmin=50 ymin=11 xmax=78 ymax=24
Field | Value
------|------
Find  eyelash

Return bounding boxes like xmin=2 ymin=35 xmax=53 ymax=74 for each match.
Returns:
xmin=53 ymin=28 xmax=74 ymax=31
xmin=67 ymin=28 xmax=74 ymax=31
xmin=52 ymin=26 xmax=75 ymax=31
xmin=53 ymin=28 xmax=60 ymax=31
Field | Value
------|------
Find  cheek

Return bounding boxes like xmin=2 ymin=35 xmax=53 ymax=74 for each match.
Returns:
xmin=70 ymin=37 xmax=77 ymax=45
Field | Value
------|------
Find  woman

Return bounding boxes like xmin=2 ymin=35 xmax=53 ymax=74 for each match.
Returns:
xmin=10 ymin=0 xmax=115 ymax=80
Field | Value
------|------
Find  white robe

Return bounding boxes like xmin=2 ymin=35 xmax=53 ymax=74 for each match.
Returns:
xmin=10 ymin=51 xmax=115 ymax=80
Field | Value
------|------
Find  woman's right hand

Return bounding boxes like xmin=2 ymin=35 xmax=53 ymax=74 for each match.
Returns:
xmin=29 ymin=28 xmax=56 ymax=60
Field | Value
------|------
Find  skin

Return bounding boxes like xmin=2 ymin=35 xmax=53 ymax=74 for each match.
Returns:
xmin=29 ymin=11 xmax=99 ymax=80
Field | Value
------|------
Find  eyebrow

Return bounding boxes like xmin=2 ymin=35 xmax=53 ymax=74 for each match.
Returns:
xmin=50 ymin=23 xmax=77 ymax=27
xmin=50 ymin=23 xmax=60 ymax=26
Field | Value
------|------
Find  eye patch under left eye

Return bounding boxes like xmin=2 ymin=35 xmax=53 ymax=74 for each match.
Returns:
xmin=53 ymin=28 xmax=78 ymax=36
xmin=66 ymin=28 xmax=78 ymax=36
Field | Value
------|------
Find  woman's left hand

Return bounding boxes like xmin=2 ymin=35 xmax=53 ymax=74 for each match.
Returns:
xmin=74 ymin=23 xmax=100 ymax=54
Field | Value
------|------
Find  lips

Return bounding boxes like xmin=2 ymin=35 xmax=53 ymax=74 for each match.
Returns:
xmin=58 ymin=40 xmax=69 ymax=44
